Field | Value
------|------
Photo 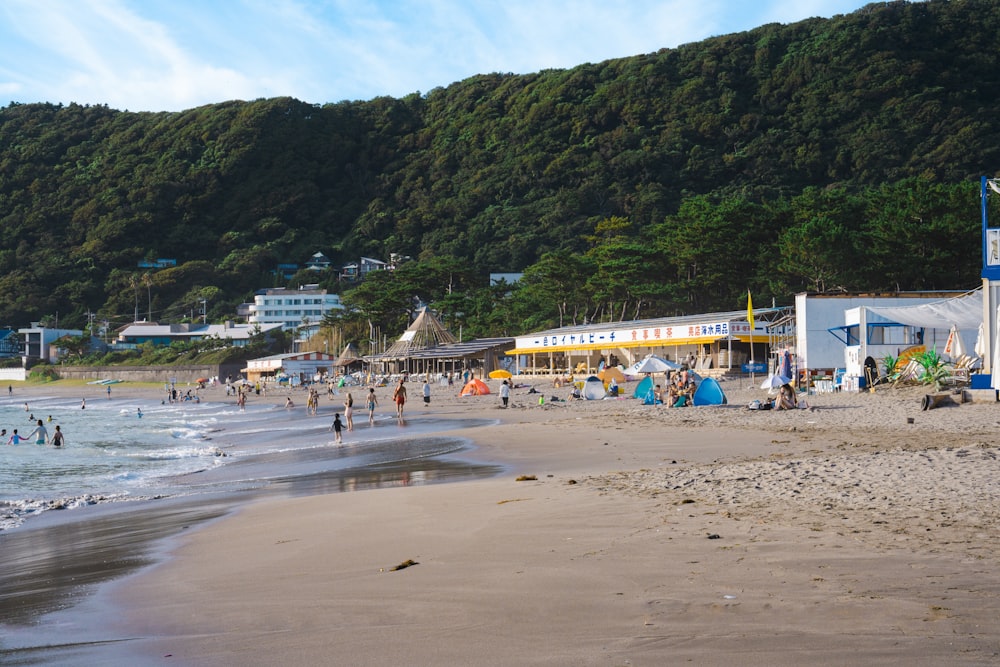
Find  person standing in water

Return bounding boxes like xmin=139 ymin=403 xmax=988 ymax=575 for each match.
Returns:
xmin=331 ymin=413 xmax=343 ymax=444
xmin=392 ymin=379 xmax=407 ymax=418
xmin=25 ymin=419 xmax=48 ymax=445
xmin=344 ymin=392 xmax=354 ymax=431
xmin=366 ymin=388 xmax=378 ymax=426
xmin=51 ymin=425 xmax=64 ymax=447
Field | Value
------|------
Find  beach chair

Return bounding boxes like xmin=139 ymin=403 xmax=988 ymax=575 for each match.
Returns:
xmin=833 ymin=368 xmax=845 ymax=392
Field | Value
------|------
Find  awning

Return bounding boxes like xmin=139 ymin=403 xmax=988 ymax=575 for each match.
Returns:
xmin=863 ymin=289 xmax=982 ymax=329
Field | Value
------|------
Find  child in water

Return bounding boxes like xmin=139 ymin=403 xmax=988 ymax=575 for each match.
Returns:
xmin=331 ymin=413 xmax=343 ymax=444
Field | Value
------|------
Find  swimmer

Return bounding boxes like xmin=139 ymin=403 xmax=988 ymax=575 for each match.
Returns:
xmin=51 ymin=425 xmax=64 ymax=447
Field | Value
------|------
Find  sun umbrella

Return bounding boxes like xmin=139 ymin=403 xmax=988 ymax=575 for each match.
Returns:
xmin=943 ymin=324 xmax=967 ymax=361
xmin=624 ymin=355 xmax=680 ymax=376
xmin=992 ymin=306 xmax=1000 ymax=390
xmin=780 ymin=350 xmax=792 ymax=379
xmin=488 ymin=369 xmax=512 ymax=379
xmin=760 ymin=373 xmax=792 ymax=390
xmin=975 ymin=321 xmax=987 ymax=358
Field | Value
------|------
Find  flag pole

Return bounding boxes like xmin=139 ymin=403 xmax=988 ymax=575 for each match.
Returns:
xmin=747 ymin=289 xmax=756 ymax=386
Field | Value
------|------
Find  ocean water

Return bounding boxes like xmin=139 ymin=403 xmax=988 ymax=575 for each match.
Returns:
xmin=0 ymin=388 xmax=499 ymax=533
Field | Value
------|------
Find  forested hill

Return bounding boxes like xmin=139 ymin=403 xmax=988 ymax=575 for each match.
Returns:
xmin=1 ymin=0 xmax=999 ymax=336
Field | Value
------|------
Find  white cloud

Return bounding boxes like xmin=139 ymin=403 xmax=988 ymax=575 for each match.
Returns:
xmin=0 ymin=0 xmax=877 ymax=111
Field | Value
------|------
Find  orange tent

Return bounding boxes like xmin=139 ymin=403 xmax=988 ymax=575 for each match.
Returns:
xmin=460 ymin=378 xmax=491 ymax=396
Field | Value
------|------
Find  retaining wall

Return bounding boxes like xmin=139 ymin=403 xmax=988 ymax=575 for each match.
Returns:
xmin=53 ymin=363 xmax=246 ymax=384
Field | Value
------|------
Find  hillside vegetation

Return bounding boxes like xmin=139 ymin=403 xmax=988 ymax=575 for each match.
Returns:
xmin=1 ymin=0 xmax=998 ymax=345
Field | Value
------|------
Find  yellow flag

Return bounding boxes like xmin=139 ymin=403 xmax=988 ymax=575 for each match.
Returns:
xmin=747 ymin=290 xmax=754 ymax=333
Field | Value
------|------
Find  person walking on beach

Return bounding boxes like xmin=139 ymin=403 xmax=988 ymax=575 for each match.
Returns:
xmin=367 ymin=387 xmax=378 ymax=426
xmin=51 ymin=425 xmax=64 ymax=447
xmin=331 ymin=413 xmax=343 ymax=444
xmin=422 ymin=380 xmax=431 ymax=407
xmin=344 ymin=392 xmax=354 ymax=431
xmin=107 ymin=385 xmax=112 ymax=400
xmin=393 ymin=379 xmax=407 ymax=418
xmin=25 ymin=419 xmax=48 ymax=445
xmin=500 ymin=380 xmax=511 ymax=408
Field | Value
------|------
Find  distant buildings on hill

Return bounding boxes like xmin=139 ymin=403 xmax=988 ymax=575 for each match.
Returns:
xmin=244 ymin=284 xmax=344 ymax=334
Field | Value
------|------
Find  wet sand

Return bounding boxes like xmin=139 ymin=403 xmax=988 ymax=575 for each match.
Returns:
xmin=5 ymin=378 xmax=1000 ymax=665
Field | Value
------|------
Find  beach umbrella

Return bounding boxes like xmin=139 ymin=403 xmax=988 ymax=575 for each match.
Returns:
xmin=760 ymin=373 xmax=792 ymax=390
xmin=624 ymin=355 xmax=680 ymax=376
xmin=992 ymin=306 xmax=1000 ymax=390
xmin=975 ymin=321 xmax=987 ymax=358
xmin=780 ymin=350 xmax=792 ymax=379
xmin=488 ymin=369 xmax=512 ymax=379
xmin=943 ymin=324 xmax=967 ymax=361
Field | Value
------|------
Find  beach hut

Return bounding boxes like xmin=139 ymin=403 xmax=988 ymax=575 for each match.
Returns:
xmin=376 ymin=307 xmax=458 ymax=374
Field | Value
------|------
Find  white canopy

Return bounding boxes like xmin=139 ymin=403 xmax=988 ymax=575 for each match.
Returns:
xmin=862 ymin=289 xmax=982 ymax=330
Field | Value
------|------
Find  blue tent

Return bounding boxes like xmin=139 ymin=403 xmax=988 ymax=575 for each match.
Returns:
xmin=692 ymin=377 xmax=727 ymax=406
xmin=632 ymin=376 xmax=654 ymax=400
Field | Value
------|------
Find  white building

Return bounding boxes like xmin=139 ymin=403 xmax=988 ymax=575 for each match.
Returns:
xmin=340 ymin=257 xmax=387 ymax=282
xmin=247 ymin=284 xmax=344 ymax=332
xmin=19 ymin=323 xmax=83 ymax=364
xmin=795 ymin=290 xmax=976 ymax=389
xmin=244 ymin=351 xmax=337 ymax=384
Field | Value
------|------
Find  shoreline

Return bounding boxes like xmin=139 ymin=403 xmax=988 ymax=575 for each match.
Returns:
xmin=4 ymin=378 xmax=1000 ymax=664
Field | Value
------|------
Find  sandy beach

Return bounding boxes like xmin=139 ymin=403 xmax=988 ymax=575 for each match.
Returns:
xmin=6 ymin=377 xmax=1000 ymax=665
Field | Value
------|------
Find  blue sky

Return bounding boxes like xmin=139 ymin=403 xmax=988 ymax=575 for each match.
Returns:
xmin=0 ymin=0 xmax=877 ymax=112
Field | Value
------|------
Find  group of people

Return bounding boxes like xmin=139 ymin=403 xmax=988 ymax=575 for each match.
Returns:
xmin=5 ymin=418 xmax=64 ymax=446
xmin=330 ymin=380 xmax=416 ymax=444
xmin=650 ymin=368 xmax=697 ymax=407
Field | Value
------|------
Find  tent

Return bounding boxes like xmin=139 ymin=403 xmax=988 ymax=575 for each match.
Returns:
xmin=692 ymin=377 xmax=728 ymax=406
xmin=598 ymin=366 xmax=625 ymax=384
xmin=582 ymin=375 xmax=607 ymax=400
xmin=632 ymin=375 xmax=654 ymax=400
xmin=460 ymin=378 xmax=491 ymax=396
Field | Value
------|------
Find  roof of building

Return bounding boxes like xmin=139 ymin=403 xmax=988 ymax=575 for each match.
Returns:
xmin=119 ymin=322 xmax=282 ymax=340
